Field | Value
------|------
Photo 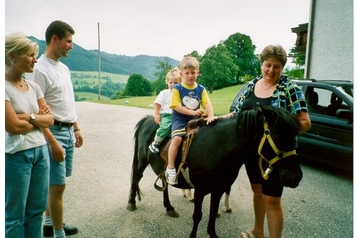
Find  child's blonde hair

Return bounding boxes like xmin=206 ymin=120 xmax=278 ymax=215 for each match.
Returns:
xmin=179 ymin=56 xmax=199 ymax=70
xmin=166 ymin=67 xmax=181 ymax=83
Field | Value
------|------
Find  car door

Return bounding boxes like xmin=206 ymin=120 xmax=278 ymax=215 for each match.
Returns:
xmin=297 ymin=85 xmax=353 ymax=171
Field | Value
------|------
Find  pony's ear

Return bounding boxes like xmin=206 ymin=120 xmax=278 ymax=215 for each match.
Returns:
xmin=260 ymin=104 xmax=272 ymax=119
xmin=260 ymin=105 xmax=275 ymax=124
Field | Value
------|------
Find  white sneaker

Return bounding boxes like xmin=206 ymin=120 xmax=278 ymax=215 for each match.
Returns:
xmin=166 ymin=168 xmax=177 ymax=185
xmin=149 ymin=142 xmax=160 ymax=153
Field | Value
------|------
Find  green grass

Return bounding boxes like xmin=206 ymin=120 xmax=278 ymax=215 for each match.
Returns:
xmin=76 ymin=92 xmax=110 ymax=101
xmin=71 ymin=71 xmax=128 ymax=89
xmin=84 ymin=84 xmax=244 ymax=115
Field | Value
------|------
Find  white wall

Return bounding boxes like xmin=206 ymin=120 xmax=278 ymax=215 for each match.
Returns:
xmin=305 ymin=0 xmax=353 ymax=81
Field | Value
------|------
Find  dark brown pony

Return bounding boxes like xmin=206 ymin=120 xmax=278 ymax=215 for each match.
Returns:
xmin=127 ymin=105 xmax=302 ymax=238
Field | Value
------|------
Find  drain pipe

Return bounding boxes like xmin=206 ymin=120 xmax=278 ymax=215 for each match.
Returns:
xmin=305 ymin=0 xmax=316 ymax=78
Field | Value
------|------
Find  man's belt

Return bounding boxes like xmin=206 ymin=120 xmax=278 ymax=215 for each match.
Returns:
xmin=54 ymin=120 xmax=74 ymax=127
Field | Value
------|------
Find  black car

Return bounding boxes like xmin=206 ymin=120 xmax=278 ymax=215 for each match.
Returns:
xmin=229 ymin=79 xmax=353 ymax=172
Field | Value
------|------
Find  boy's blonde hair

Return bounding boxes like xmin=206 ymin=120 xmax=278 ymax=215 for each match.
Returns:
xmin=179 ymin=56 xmax=199 ymax=70
xmin=166 ymin=67 xmax=181 ymax=83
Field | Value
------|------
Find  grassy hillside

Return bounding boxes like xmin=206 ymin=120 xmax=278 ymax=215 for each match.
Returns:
xmin=29 ymin=36 xmax=177 ymax=80
xmin=85 ymin=84 xmax=244 ymax=115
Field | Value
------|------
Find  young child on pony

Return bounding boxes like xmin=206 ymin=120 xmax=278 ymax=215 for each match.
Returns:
xmin=166 ymin=56 xmax=215 ymax=185
xmin=149 ymin=67 xmax=181 ymax=153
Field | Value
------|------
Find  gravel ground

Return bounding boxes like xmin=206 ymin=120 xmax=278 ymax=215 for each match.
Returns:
xmin=56 ymin=102 xmax=353 ymax=238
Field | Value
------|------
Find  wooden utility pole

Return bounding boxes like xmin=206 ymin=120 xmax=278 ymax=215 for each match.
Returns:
xmin=98 ymin=22 xmax=101 ymax=100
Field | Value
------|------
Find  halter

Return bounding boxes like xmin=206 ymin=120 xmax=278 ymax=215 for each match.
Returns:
xmin=258 ymin=118 xmax=297 ymax=180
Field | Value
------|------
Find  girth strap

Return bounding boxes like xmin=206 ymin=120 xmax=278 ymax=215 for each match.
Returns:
xmin=176 ymin=127 xmax=198 ymax=188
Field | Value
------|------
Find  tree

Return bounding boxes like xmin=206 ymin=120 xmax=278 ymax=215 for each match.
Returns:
xmin=152 ymin=57 xmax=176 ymax=95
xmin=288 ymin=46 xmax=305 ymax=67
xmin=123 ymin=73 xmax=152 ymax=96
xmin=199 ymin=43 xmax=239 ymax=93
xmin=223 ymin=33 xmax=260 ymax=80
xmin=285 ymin=46 xmax=305 ymax=78
xmin=185 ymin=51 xmax=202 ymax=62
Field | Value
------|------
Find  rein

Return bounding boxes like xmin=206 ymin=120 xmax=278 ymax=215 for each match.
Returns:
xmin=258 ymin=118 xmax=296 ymax=180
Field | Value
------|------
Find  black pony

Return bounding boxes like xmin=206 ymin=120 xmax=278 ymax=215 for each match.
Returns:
xmin=127 ymin=105 xmax=302 ymax=238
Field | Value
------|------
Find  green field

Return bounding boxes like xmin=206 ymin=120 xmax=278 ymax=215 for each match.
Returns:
xmin=71 ymin=71 xmax=128 ymax=88
xmin=71 ymin=70 xmax=244 ymax=115
xmin=85 ymin=84 xmax=244 ymax=115
xmin=75 ymin=92 xmax=110 ymax=101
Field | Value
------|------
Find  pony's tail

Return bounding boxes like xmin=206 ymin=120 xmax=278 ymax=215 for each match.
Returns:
xmin=130 ymin=116 xmax=150 ymax=201
xmin=131 ymin=137 xmax=143 ymax=201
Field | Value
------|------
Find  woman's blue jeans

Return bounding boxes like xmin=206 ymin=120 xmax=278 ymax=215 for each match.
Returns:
xmin=5 ymin=144 xmax=49 ymax=238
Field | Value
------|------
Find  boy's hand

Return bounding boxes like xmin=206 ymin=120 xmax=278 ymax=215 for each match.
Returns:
xmin=204 ymin=115 xmax=216 ymax=125
xmin=193 ymin=108 xmax=205 ymax=117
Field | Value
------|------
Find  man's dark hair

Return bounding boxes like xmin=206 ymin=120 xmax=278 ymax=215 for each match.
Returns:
xmin=45 ymin=20 xmax=75 ymax=44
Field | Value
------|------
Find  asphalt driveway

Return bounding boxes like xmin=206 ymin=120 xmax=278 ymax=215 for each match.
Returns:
xmin=58 ymin=102 xmax=353 ymax=238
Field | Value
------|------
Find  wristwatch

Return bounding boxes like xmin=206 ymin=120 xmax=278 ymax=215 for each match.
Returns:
xmin=29 ymin=113 xmax=36 ymax=124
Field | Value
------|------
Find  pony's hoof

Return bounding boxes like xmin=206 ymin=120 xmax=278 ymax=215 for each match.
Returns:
xmin=208 ymin=231 xmax=219 ymax=238
xmin=166 ymin=209 xmax=179 ymax=218
xmin=225 ymin=207 xmax=232 ymax=213
xmin=127 ymin=203 xmax=137 ymax=211
xmin=189 ymin=231 xmax=197 ymax=238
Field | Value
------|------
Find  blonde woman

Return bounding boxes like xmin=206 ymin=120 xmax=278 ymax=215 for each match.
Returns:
xmin=5 ymin=33 xmax=54 ymax=237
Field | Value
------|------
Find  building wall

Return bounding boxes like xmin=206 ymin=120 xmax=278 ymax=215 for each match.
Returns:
xmin=305 ymin=0 xmax=353 ymax=81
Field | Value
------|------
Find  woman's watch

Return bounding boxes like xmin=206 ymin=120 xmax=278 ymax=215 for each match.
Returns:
xmin=29 ymin=113 xmax=36 ymax=124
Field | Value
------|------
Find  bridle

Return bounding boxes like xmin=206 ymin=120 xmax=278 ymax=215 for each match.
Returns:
xmin=258 ymin=117 xmax=297 ymax=180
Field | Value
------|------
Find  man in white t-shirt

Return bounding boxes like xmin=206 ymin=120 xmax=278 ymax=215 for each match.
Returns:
xmin=26 ymin=20 xmax=83 ymax=238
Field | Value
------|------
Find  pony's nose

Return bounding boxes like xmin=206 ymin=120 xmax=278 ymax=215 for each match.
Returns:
xmin=285 ymin=172 xmax=303 ymax=188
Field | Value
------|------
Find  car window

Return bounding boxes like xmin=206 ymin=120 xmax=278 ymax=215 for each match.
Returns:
xmin=314 ymin=88 xmax=331 ymax=107
xmin=338 ymin=85 xmax=353 ymax=97
xmin=306 ymin=87 xmax=328 ymax=115
xmin=308 ymin=87 xmax=350 ymax=119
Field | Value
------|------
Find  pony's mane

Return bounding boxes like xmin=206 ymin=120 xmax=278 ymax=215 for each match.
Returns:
xmin=232 ymin=105 xmax=301 ymax=138
xmin=235 ymin=107 xmax=263 ymax=137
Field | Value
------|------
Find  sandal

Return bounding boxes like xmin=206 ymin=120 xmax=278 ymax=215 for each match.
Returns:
xmin=238 ymin=231 xmax=256 ymax=238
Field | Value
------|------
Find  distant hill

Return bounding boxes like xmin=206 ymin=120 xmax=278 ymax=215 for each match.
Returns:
xmin=28 ymin=36 xmax=179 ymax=80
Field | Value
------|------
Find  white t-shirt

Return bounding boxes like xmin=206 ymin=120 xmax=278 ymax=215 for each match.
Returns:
xmin=154 ymin=89 xmax=173 ymax=114
xmin=25 ymin=55 xmax=77 ymax=123
xmin=5 ymin=80 xmax=46 ymax=153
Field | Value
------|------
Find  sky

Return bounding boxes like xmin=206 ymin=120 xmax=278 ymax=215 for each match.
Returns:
xmin=5 ymin=0 xmax=311 ymax=62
